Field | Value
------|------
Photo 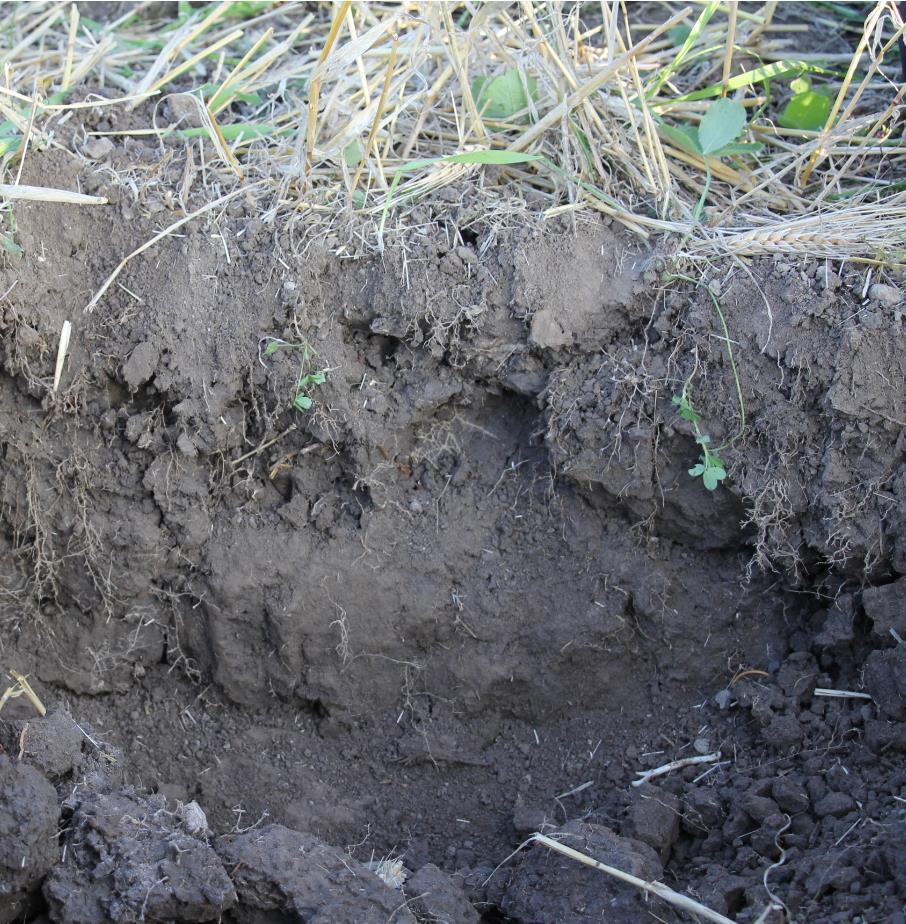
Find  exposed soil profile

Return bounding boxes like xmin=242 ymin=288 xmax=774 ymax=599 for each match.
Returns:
xmin=1 ymin=45 xmax=906 ymax=924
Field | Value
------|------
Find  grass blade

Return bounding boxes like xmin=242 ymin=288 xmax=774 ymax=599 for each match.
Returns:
xmin=647 ymin=0 xmax=720 ymax=99
xmin=663 ymin=60 xmax=836 ymax=104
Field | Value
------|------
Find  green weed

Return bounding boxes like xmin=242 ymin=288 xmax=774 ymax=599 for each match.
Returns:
xmin=661 ymin=98 xmax=760 ymax=220
xmin=671 ymin=392 xmax=727 ymax=491
xmin=471 ymin=68 xmax=538 ymax=122
xmin=668 ymin=274 xmax=746 ymax=492
xmin=0 ymin=206 xmax=21 ymax=256
xmin=779 ymin=76 xmax=831 ymax=131
xmin=647 ymin=1 xmax=720 ymax=99
xmin=263 ymin=339 xmax=327 ymax=412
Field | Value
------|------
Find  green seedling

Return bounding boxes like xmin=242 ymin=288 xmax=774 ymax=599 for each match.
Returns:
xmin=177 ymin=122 xmax=288 ymax=144
xmin=223 ymin=1 xmax=274 ymax=20
xmin=263 ymin=339 xmax=327 ymax=412
xmin=0 ymin=205 xmax=21 ymax=256
xmin=671 ymin=393 xmax=727 ymax=491
xmin=0 ymin=232 xmax=22 ymax=256
xmin=471 ymin=68 xmax=538 ymax=121
xmin=292 ymin=368 xmax=327 ymax=412
xmin=668 ymin=25 xmax=693 ymax=47
xmin=661 ymin=97 xmax=757 ymax=220
xmin=198 ymin=81 xmax=263 ymax=110
xmin=668 ymin=60 xmax=833 ymax=104
xmin=779 ymin=77 xmax=831 ymax=131
xmin=647 ymin=0 xmax=720 ymax=98
xmin=667 ymin=274 xmax=747 ymax=493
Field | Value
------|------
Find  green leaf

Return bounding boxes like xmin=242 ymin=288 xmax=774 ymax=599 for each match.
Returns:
xmin=659 ymin=122 xmax=703 ymax=155
xmin=668 ymin=25 xmax=693 ymax=46
xmin=647 ymin=1 xmax=719 ymax=98
xmin=299 ymin=371 xmax=326 ymax=388
xmin=177 ymin=123 xmax=287 ymax=143
xmin=445 ymin=150 xmax=542 ymax=165
xmin=471 ymin=69 xmax=538 ymax=121
xmin=778 ymin=90 xmax=831 ymax=131
xmin=293 ymin=394 xmax=313 ymax=411
xmin=697 ymin=98 xmax=747 ymax=155
xmin=672 ymin=394 xmax=700 ymax=423
xmin=199 ymin=82 xmax=261 ymax=108
xmin=225 ymin=1 xmax=272 ymax=18
xmin=667 ymin=60 xmax=831 ymax=104
xmin=570 ymin=122 xmax=594 ymax=169
xmin=695 ymin=434 xmax=711 ymax=445
xmin=343 ymin=139 xmax=363 ymax=167
xmin=702 ymin=465 xmax=726 ymax=490
xmin=816 ymin=1 xmax=865 ymax=21
xmin=264 ymin=341 xmax=283 ymax=355
xmin=689 ymin=463 xmax=707 ymax=477
xmin=712 ymin=141 xmax=764 ymax=156
xmin=0 ymin=233 xmax=22 ymax=255
xmin=790 ymin=76 xmax=811 ymax=95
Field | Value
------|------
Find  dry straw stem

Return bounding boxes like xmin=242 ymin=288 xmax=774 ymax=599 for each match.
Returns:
xmin=52 ymin=319 xmax=71 ymax=393
xmin=799 ymin=1 xmax=899 ymax=187
xmin=0 ymin=1 xmax=901 ymax=267
xmin=508 ymin=7 xmax=691 ymax=153
xmin=0 ymin=670 xmax=46 ymax=717
xmin=633 ymin=752 xmax=723 ymax=787
xmin=0 ymin=184 xmax=106 ymax=204
xmin=686 ymin=194 xmax=906 ymax=262
xmin=304 ymin=0 xmax=353 ymax=179
xmin=528 ymin=833 xmax=735 ymax=924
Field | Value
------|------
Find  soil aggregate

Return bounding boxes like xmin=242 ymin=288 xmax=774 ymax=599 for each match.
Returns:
xmin=0 ymin=130 xmax=905 ymax=923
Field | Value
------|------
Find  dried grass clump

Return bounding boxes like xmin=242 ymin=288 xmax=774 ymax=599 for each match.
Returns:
xmin=0 ymin=1 xmax=903 ymax=273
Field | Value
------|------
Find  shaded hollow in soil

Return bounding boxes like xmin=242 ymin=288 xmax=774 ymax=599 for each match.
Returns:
xmin=1 ymin=151 xmax=905 ymax=923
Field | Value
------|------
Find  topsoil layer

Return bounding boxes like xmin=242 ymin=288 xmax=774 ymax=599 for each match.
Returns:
xmin=0 ymin=129 xmax=905 ymax=924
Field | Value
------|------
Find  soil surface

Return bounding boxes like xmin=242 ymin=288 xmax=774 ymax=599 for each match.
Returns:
xmin=0 ymin=117 xmax=905 ymax=923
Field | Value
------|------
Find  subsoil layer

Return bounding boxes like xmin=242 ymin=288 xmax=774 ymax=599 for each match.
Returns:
xmin=1 ymin=137 xmax=905 ymax=923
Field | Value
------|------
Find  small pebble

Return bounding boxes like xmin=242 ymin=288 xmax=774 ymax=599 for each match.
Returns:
xmin=714 ymin=689 xmax=732 ymax=710
xmin=869 ymin=282 xmax=902 ymax=307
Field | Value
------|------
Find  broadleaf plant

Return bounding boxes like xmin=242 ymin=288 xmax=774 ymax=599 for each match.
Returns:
xmin=471 ymin=68 xmax=538 ymax=121
xmin=663 ymin=98 xmax=755 ymax=220
xmin=668 ymin=274 xmax=747 ymax=493
xmin=671 ymin=394 xmax=727 ymax=491
xmin=778 ymin=77 xmax=831 ymax=131
xmin=262 ymin=339 xmax=327 ymax=413
xmin=697 ymin=98 xmax=748 ymax=154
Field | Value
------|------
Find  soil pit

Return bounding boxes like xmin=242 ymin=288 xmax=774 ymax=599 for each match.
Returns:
xmin=1 ymin=147 xmax=905 ymax=923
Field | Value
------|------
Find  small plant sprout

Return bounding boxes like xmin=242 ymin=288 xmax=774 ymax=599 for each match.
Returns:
xmin=661 ymin=98 xmax=761 ymax=220
xmin=671 ymin=391 xmax=727 ymax=491
xmin=779 ymin=76 xmax=831 ymax=131
xmin=471 ymin=68 xmax=538 ymax=122
xmin=262 ymin=338 xmax=328 ymax=413
xmin=668 ymin=274 xmax=747 ymax=493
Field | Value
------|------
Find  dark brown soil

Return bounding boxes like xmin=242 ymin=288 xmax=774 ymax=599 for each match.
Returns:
xmin=1 ymin=128 xmax=905 ymax=923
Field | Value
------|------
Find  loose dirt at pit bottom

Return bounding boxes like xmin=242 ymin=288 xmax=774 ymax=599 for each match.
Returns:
xmin=0 ymin=145 xmax=905 ymax=923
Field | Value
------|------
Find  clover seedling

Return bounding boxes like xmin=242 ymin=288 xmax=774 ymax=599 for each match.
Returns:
xmin=292 ymin=368 xmax=326 ymax=411
xmin=671 ymin=393 xmax=727 ymax=492
xmin=263 ymin=338 xmax=327 ymax=413
xmin=688 ymin=434 xmax=727 ymax=491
